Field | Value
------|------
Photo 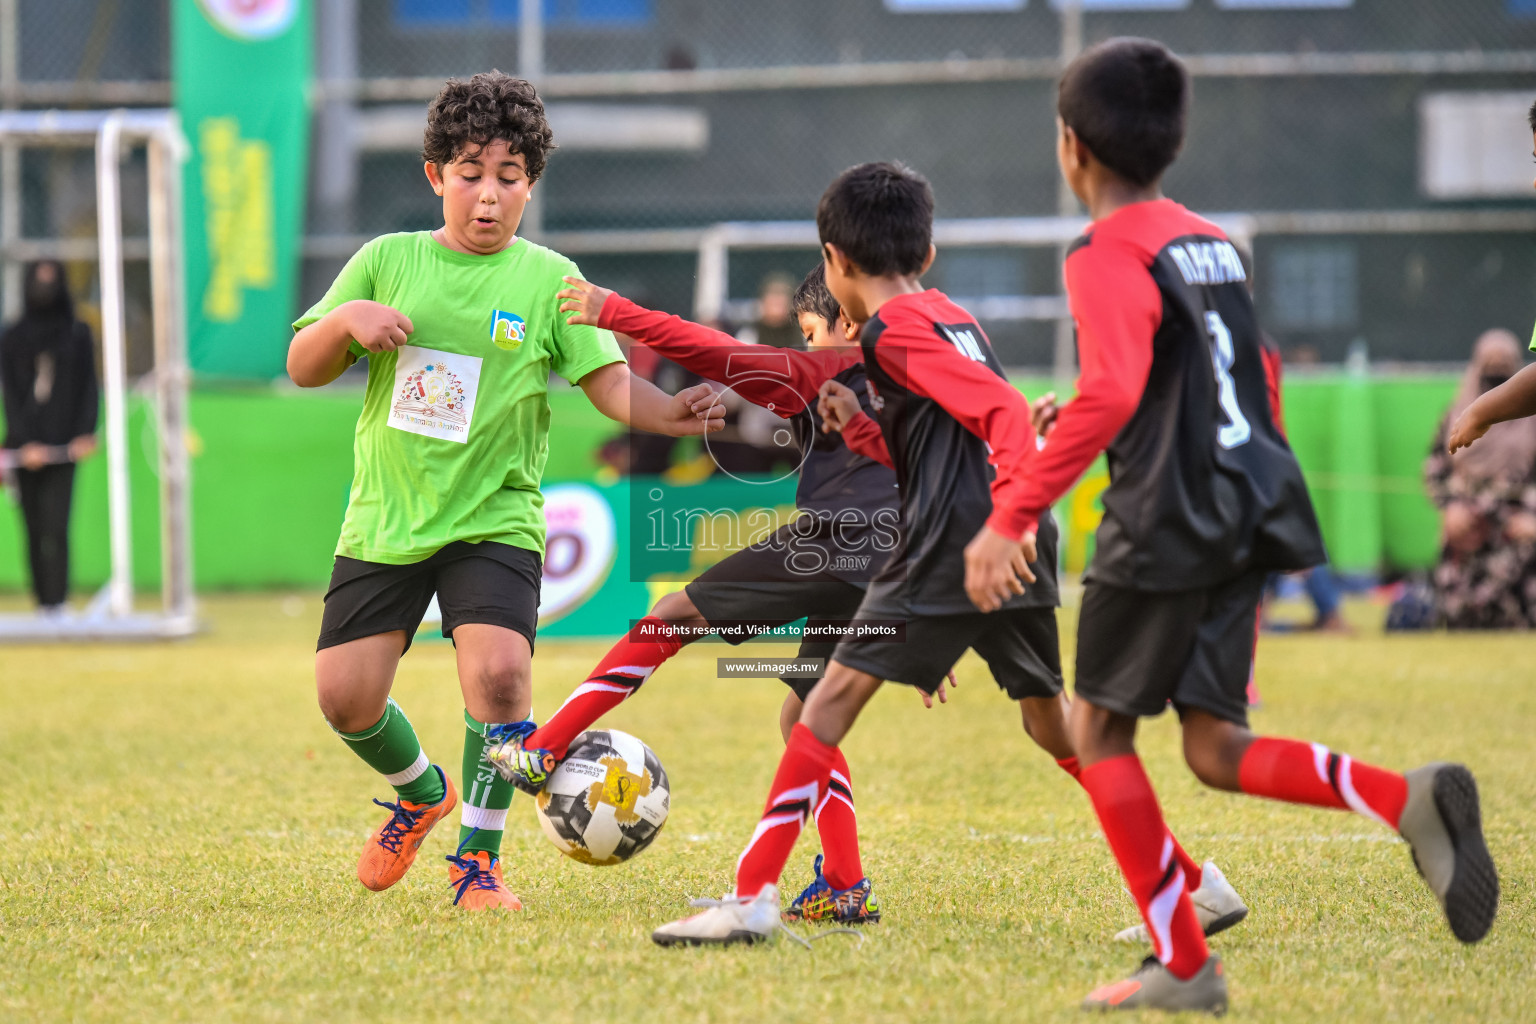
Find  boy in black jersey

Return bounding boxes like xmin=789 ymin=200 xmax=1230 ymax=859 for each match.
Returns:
xmin=497 ymin=263 xmax=1109 ymax=923
xmin=650 ymin=161 xmax=1246 ymax=949
xmin=491 ymin=265 xmax=896 ymax=923
xmin=1020 ymin=38 xmax=1498 ymax=1013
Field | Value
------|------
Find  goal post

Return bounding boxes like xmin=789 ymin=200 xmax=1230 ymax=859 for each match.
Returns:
xmin=0 ymin=108 xmax=195 ymax=640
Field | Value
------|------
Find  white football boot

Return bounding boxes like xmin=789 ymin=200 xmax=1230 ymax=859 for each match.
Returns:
xmin=652 ymin=884 xmax=784 ymax=947
xmin=1113 ymin=861 xmax=1249 ymax=944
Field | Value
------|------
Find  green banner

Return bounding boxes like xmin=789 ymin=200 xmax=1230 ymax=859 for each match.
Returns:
xmin=173 ymin=0 xmax=311 ymax=379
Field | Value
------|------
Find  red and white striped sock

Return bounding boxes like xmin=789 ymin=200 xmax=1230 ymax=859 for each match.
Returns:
xmin=814 ymin=747 xmax=864 ymax=890
xmin=1080 ymin=754 xmax=1209 ymax=981
xmin=734 ymin=723 xmax=837 ymax=899
xmin=1238 ymin=737 xmax=1407 ymax=829
xmin=1058 ymin=756 xmax=1202 ymax=892
xmin=526 ymin=617 xmax=681 ymax=759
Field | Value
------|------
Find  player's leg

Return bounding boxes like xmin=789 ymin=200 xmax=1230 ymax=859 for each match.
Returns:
xmin=497 ymin=542 xmax=810 ymax=792
xmin=779 ymin=676 xmax=880 ymax=925
xmin=316 ymin=557 xmax=455 ymax=892
xmin=651 ymin=659 xmax=885 ymax=946
xmin=499 ymin=588 xmax=695 ymax=792
xmin=1173 ymin=574 xmax=1498 ymax=943
xmin=436 ymin=541 xmax=543 ymax=911
xmin=1071 ymin=582 xmax=1228 ymax=1014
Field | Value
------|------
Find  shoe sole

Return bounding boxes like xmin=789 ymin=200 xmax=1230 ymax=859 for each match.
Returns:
xmin=1202 ymin=907 xmax=1248 ymax=939
xmin=1432 ymin=765 xmax=1499 ymax=943
xmin=651 ymin=929 xmax=769 ymax=947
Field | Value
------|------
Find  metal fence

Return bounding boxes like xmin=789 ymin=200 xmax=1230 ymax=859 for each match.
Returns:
xmin=4 ymin=0 xmax=1536 ymax=373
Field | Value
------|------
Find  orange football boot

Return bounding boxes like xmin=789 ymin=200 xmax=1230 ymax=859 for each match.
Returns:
xmin=446 ymin=850 xmax=523 ymax=910
xmin=356 ymin=765 xmax=457 ymax=892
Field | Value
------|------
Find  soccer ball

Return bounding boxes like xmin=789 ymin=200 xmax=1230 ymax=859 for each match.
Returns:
xmin=534 ymin=729 xmax=670 ymax=866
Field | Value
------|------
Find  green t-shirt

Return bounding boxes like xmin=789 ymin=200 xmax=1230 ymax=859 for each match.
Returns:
xmin=294 ymin=231 xmax=623 ymax=564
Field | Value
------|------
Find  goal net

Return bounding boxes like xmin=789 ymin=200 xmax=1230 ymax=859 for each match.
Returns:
xmin=0 ymin=109 xmax=195 ymax=640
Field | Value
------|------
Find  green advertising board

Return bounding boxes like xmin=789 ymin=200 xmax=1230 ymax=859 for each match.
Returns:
xmin=173 ymin=0 xmax=311 ymax=380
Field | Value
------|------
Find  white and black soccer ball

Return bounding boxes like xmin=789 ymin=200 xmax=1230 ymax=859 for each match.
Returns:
xmin=535 ymin=729 xmax=670 ymax=866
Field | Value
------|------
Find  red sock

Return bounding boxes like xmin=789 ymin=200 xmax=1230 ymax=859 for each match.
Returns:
xmin=1238 ymin=737 xmax=1407 ymax=829
xmin=1058 ymin=756 xmax=1203 ymax=892
xmin=1080 ymin=755 xmax=1209 ymax=981
xmin=815 ymin=747 xmax=863 ymax=890
xmin=735 ymin=723 xmax=836 ymax=898
xmin=527 ymin=617 xmax=681 ymax=758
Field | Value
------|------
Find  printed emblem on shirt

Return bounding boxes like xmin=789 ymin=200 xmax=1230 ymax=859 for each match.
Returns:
xmin=490 ymin=309 xmax=527 ymax=351
xmin=388 ymin=346 xmax=482 ymax=443
xmin=864 ymin=378 xmax=885 ymax=413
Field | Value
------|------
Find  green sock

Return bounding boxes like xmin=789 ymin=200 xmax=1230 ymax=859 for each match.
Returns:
xmin=336 ymin=698 xmax=446 ymax=805
xmin=459 ymin=711 xmax=520 ymax=858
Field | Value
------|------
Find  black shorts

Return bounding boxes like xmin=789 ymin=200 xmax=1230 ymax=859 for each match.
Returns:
xmin=1074 ymin=570 xmax=1266 ymax=727
xmin=830 ymin=606 xmax=1063 ymax=701
xmin=687 ymin=539 xmax=867 ymax=701
xmin=317 ymin=541 xmax=542 ymax=655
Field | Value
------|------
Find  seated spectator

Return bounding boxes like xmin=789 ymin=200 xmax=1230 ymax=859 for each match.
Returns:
xmin=1425 ymin=329 xmax=1536 ymax=628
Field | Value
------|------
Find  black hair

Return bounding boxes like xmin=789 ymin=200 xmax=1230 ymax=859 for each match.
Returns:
xmin=423 ymin=71 xmax=555 ymax=181
xmin=1057 ymin=37 xmax=1189 ymax=188
xmin=816 ymin=161 xmax=933 ymax=277
xmin=22 ymin=260 xmax=73 ymax=320
xmin=791 ymin=262 xmax=841 ymax=326
xmin=1528 ymin=98 xmax=1536 ymax=133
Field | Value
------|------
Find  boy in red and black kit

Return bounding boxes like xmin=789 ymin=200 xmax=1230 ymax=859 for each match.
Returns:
xmin=649 ymin=160 xmax=1245 ymax=948
xmin=1022 ymin=38 xmax=1497 ymax=1013
xmin=497 ymin=263 xmax=1126 ymax=926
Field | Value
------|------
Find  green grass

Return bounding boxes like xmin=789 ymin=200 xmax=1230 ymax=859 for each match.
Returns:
xmin=1 ymin=592 xmax=1532 ymax=1022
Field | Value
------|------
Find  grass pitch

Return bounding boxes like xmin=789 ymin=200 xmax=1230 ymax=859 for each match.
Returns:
xmin=1 ymin=592 xmax=1532 ymax=1023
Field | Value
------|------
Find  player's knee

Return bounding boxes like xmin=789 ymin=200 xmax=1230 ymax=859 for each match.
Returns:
xmin=1180 ymin=719 xmax=1247 ymax=791
xmin=471 ymin=651 xmax=530 ymax=698
xmin=316 ymin=681 xmax=376 ymax=734
xmin=652 ymin=589 xmax=699 ymax=623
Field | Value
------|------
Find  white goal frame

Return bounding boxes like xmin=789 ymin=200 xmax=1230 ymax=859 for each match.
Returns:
xmin=0 ymin=109 xmax=195 ymax=640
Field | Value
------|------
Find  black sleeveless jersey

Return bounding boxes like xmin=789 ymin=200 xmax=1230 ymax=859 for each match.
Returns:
xmin=859 ymin=290 xmax=1058 ymax=616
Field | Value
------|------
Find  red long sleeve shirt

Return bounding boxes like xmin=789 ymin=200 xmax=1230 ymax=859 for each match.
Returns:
xmin=863 ymin=291 xmax=1040 ymax=540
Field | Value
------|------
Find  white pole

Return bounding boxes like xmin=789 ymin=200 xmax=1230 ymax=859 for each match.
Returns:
xmin=693 ymin=226 xmax=728 ymax=324
xmin=519 ymin=0 xmax=545 ymax=239
xmin=1052 ymin=0 xmax=1083 ymax=391
xmin=96 ymin=112 xmax=133 ymax=617
xmin=148 ymin=121 xmax=194 ymax=623
xmin=0 ymin=0 xmax=20 ymax=323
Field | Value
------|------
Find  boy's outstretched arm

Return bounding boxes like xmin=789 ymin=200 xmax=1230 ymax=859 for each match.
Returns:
xmin=1448 ymin=362 xmax=1536 ymax=452
xmin=559 ymin=276 xmax=855 ymax=416
xmin=288 ymin=300 xmax=413 ymax=387
xmin=578 ymin=361 xmax=724 ymax=437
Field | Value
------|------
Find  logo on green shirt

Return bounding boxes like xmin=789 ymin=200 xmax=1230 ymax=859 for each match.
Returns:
xmin=491 ymin=309 xmax=527 ymax=351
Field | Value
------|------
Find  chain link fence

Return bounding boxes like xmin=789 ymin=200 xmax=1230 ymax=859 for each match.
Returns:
xmin=4 ymin=0 xmax=1536 ymax=371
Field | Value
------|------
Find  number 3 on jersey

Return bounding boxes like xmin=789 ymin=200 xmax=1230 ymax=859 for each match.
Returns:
xmin=1204 ymin=311 xmax=1251 ymax=449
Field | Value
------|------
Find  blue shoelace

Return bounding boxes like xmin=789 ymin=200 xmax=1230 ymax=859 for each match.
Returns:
xmin=445 ymin=852 xmax=503 ymax=904
xmin=370 ymin=798 xmax=426 ymax=855
xmin=791 ymin=854 xmax=831 ymax=907
xmin=483 ymin=719 xmax=537 ymax=745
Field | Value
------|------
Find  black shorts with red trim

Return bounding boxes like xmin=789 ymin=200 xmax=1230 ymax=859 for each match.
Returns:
xmin=686 ymin=537 xmax=867 ymax=701
xmin=829 ymin=604 xmax=1063 ymax=701
xmin=317 ymin=541 xmax=542 ymax=655
xmin=1073 ymin=570 xmax=1266 ymax=727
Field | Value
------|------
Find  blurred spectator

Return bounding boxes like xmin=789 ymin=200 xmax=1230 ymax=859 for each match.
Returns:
xmin=0 ymin=261 xmax=100 ymax=614
xmin=735 ymin=273 xmax=801 ymax=351
xmin=1425 ymin=329 xmax=1536 ymax=629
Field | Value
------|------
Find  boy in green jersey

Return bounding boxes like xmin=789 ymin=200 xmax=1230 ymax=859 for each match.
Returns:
xmin=288 ymin=72 xmax=721 ymax=910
